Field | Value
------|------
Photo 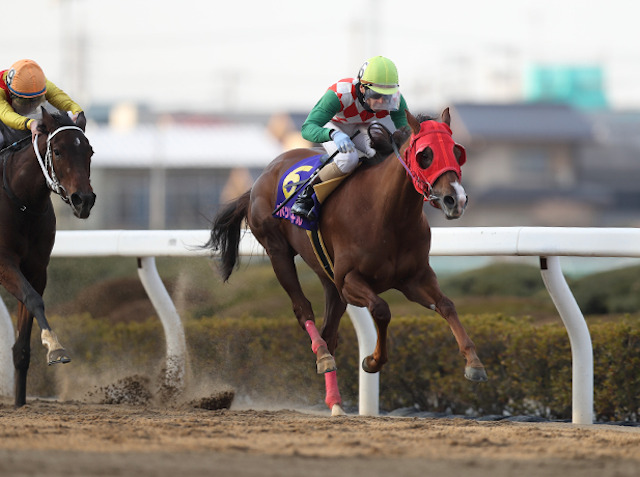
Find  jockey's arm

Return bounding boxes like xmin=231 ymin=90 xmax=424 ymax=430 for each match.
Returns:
xmin=301 ymin=90 xmax=342 ymax=144
xmin=389 ymin=95 xmax=409 ymax=129
xmin=45 ymin=80 xmax=83 ymax=116
xmin=0 ymin=90 xmax=32 ymax=130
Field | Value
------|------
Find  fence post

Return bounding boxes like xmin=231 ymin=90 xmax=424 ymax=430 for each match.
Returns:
xmin=137 ymin=257 xmax=188 ymax=393
xmin=539 ymin=256 xmax=594 ymax=424
xmin=346 ymin=305 xmax=379 ymax=415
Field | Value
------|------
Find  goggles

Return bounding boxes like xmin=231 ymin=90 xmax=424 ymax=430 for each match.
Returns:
xmin=363 ymin=87 xmax=400 ymax=112
xmin=11 ymin=94 xmax=46 ymax=117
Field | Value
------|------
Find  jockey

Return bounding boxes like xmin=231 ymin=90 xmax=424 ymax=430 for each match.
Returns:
xmin=291 ymin=55 xmax=409 ymax=220
xmin=0 ymin=59 xmax=83 ymax=148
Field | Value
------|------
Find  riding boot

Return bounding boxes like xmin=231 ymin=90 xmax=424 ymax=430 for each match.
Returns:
xmin=291 ymin=180 xmax=319 ymax=220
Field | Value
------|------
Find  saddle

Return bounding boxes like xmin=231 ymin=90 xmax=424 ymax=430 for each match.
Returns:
xmin=272 ymin=155 xmax=352 ymax=281
xmin=272 ymin=154 xmax=352 ymax=232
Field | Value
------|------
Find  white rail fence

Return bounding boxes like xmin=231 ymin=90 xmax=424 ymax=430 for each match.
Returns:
xmin=2 ymin=227 xmax=640 ymax=424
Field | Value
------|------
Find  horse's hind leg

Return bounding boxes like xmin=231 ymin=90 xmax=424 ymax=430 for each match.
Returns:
xmin=266 ymin=247 xmax=337 ymax=375
xmin=263 ymin=241 xmax=349 ymax=415
xmin=401 ymin=267 xmax=488 ymax=382
xmin=319 ymin=279 xmax=346 ymax=355
xmin=318 ymin=280 xmax=347 ymax=415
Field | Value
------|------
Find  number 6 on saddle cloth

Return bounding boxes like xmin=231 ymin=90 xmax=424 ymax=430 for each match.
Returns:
xmin=272 ymin=130 xmax=361 ymax=230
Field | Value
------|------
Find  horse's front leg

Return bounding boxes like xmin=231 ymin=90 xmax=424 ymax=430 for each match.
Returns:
xmin=401 ymin=268 xmax=488 ymax=382
xmin=435 ymin=294 xmax=487 ymax=381
xmin=341 ymin=271 xmax=390 ymax=374
xmin=262 ymin=243 xmax=348 ymax=416
xmin=2 ymin=261 xmax=70 ymax=367
xmin=12 ymin=303 xmax=33 ymax=407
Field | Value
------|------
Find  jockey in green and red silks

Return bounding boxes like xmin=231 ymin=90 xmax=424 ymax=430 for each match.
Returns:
xmin=0 ymin=59 xmax=83 ymax=148
xmin=291 ymin=56 xmax=410 ymax=220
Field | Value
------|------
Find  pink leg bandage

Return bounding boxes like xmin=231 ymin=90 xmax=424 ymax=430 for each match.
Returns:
xmin=324 ymin=371 xmax=342 ymax=409
xmin=305 ymin=321 xmax=342 ymax=409
xmin=305 ymin=320 xmax=326 ymax=354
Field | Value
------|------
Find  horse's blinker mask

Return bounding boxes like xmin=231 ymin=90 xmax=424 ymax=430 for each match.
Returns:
xmin=404 ymin=120 xmax=466 ymax=205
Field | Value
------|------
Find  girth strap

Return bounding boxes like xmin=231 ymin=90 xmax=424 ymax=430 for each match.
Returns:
xmin=307 ymin=229 xmax=335 ymax=282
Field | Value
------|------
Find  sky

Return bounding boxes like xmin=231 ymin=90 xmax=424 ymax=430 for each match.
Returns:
xmin=2 ymin=0 xmax=640 ymax=116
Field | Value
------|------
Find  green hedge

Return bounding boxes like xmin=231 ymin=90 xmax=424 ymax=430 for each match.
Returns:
xmin=571 ymin=266 xmax=640 ymax=315
xmin=22 ymin=312 xmax=640 ymax=422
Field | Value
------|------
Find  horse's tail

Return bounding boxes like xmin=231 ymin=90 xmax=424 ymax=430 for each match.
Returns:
xmin=205 ymin=189 xmax=251 ymax=282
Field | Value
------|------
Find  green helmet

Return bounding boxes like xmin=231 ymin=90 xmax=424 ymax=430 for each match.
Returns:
xmin=357 ymin=56 xmax=399 ymax=95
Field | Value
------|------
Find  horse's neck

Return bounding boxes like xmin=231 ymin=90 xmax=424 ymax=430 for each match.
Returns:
xmin=6 ymin=138 xmax=50 ymax=203
xmin=374 ymin=146 xmax=425 ymax=218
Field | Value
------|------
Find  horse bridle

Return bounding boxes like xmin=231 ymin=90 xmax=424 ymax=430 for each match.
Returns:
xmin=369 ymin=121 xmax=439 ymax=203
xmin=32 ymin=125 xmax=86 ymax=204
xmin=391 ymin=140 xmax=439 ymax=203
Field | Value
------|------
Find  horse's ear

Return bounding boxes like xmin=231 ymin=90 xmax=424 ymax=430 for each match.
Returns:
xmin=75 ymin=111 xmax=86 ymax=132
xmin=405 ymin=109 xmax=420 ymax=134
xmin=40 ymin=106 xmax=55 ymax=133
xmin=442 ymin=107 xmax=451 ymax=126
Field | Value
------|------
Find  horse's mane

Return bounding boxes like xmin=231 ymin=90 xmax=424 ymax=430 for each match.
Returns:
xmin=0 ymin=111 xmax=76 ymax=160
xmin=365 ymin=114 xmax=435 ymax=165
xmin=36 ymin=110 xmax=75 ymax=135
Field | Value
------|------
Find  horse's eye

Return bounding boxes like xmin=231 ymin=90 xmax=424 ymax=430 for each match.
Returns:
xmin=53 ymin=149 xmax=61 ymax=157
xmin=417 ymin=147 xmax=433 ymax=169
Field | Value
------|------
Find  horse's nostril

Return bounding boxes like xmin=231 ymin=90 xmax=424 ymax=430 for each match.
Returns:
xmin=71 ymin=192 xmax=96 ymax=209
xmin=444 ymin=195 xmax=455 ymax=208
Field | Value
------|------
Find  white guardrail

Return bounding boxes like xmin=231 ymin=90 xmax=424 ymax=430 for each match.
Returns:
xmin=2 ymin=227 xmax=640 ymax=424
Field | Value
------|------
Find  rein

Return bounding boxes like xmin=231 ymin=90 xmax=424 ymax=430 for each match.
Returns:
xmin=32 ymin=125 xmax=85 ymax=203
xmin=0 ymin=135 xmax=30 ymax=155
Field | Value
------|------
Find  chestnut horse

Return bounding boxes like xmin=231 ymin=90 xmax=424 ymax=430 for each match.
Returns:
xmin=1 ymin=107 xmax=95 ymax=407
xmin=206 ymin=109 xmax=486 ymax=415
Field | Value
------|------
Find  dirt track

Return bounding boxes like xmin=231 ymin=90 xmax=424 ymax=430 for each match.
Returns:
xmin=1 ymin=399 xmax=640 ymax=477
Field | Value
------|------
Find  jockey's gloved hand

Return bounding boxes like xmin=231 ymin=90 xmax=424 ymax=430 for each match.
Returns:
xmin=331 ymin=130 xmax=355 ymax=154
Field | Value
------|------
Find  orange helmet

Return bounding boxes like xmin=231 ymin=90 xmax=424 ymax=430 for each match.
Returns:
xmin=6 ymin=59 xmax=47 ymax=98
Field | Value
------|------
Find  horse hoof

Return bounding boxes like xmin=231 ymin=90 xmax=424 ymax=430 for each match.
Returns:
xmin=362 ymin=357 xmax=380 ymax=374
xmin=331 ymin=404 xmax=346 ymax=416
xmin=48 ymin=349 xmax=71 ymax=366
xmin=316 ymin=355 xmax=337 ymax=374
xmin=465 ymin=366 xmax=488 ymax=382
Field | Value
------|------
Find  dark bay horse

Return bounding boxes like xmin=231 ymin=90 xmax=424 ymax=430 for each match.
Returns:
xmin=1 ymin=107 xmax=95 ymax=407
xmin=206 ymin=109 xmax=486 ymax=415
